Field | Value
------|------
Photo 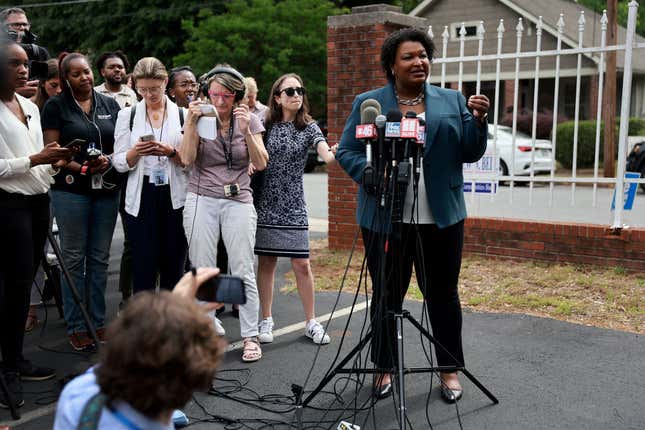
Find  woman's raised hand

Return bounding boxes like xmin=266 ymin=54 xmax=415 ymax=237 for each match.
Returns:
xmin=233 ymin=103 xmax=251 ymax=135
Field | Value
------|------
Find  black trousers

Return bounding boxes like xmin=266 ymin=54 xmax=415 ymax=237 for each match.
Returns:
xmin=124 ymin=181 xmax=187 ymax=293
xmin=0 ymin=192 xmax=50 ymax=370
xmin=362 ymin=221 xmax=465 ymax=370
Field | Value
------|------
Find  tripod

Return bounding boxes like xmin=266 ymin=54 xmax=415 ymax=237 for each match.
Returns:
xmin=299 ymin=141 xmax=497 ymax=429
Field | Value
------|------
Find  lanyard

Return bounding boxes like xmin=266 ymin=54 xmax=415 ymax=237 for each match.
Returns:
xmin=146 ymin=102 xmax=166 ymax=163
xmin=219 ymin=120 xmax=234 ymax=170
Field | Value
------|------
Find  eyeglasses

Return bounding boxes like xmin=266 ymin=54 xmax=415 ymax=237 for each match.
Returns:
xmin=208 ymin=90 xmax=235 ymax=100
xmin=136 ymin=86 xmax=164 ymax=96
xmin=278 ymin=87 xmax=305 ymax=97
xmin=177 ymin=82 xmax=199 ymax=90
xmin=6 ymin=22 xmax=30 ymax=30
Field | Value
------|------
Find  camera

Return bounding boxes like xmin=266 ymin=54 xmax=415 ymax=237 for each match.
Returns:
xmin=224 ymin=183 xmax=239 ymax=197
xmin=3 ymin=29 xmax=49 ymax=80
xmin=195 ymin=274 xmax=246 ymax=304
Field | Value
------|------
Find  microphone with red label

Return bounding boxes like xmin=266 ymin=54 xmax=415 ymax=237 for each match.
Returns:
xmin=356 ymin=99 xmax=381 ymax=188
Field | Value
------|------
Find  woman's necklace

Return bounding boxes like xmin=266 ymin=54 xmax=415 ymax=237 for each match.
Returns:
xmin=395 ymin=86 xmax=425 ymax=106
xmin=396 ymin=91 xmax=425 ymax=106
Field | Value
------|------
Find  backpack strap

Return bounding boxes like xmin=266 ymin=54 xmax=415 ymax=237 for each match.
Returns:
xmin=76 ymin=392 xmax=108 ymax=430
xmin=129 ymin=103 xmax=137 ymax=132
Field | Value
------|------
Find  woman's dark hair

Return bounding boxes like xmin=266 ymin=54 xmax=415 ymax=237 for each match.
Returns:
xmin=95 ymin=50 xmax=130 ymax=72
xmin=265 ymin=73 xmax=312 ymax=131
xmin=380 ymin=27 xmax=435 ymax=82
xmin=58 ymin=52 xmax=88 ymax=95
xmin=96 ymin=291 xmax=224 ymax=419
xmin=168 ymin=66 xmax=195 ymax=91
xmin=32 ymin=58 xmax=59 ymax=110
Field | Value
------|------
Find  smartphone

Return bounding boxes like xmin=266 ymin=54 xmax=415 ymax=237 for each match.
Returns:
xmin=199 ymin=104 xmax=217 ymax=116
xmin=140 ymin=134 xmax=155 ymax=142
xmin=64 ymin=139 xmax=86 ymax=148
xmin=195 ymin=274 xmax=246 ymax=304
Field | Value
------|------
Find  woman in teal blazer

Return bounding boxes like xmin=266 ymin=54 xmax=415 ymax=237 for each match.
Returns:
xmin=336 ymin=28 xmax=489 ymax=403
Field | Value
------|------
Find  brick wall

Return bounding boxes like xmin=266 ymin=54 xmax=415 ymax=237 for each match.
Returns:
xmin=464 ymin=218 xmax=645 ymax=271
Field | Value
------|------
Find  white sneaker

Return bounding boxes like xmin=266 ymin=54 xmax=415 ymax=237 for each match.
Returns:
xmin=305 ymin=320 xmax=330 ymax=345
xmin=258 ymin=317 xmax=274 ymax=343
xmin=212 ymin=316 xmax=226 ymax=336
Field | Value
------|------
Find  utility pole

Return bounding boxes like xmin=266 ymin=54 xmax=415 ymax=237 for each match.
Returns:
xmin=603 ymin=0 xmax=617 ymax=177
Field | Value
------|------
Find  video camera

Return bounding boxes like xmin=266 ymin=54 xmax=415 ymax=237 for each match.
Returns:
xmin=3 ymin=28 xmax=49 ymax=80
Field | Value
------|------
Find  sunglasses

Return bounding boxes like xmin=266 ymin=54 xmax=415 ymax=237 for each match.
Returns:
xmin=208 ymin=90 xmax=235 ymax=100
xmin=278 ymin=86 xmax=305 ymax=97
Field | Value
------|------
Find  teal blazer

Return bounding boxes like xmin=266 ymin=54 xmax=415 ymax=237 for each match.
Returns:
xmin=336 ymin=82 xmax=487 ymax=232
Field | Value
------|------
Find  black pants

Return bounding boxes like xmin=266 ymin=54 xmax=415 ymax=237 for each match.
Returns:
xmin=0 ymin=192 xmax=49 ymax=370
xmin=362 ymin=221 xmax=465 ymax=370
xmin=124 ymin=182 xmax=187 ymax=293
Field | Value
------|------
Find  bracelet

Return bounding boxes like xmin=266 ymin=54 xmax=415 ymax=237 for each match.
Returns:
xmin=80 ymin=165 xmax=89 ymax=176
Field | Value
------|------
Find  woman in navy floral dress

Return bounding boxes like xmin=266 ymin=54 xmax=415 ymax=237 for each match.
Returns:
xmin=253 ymin=73 xmax=337 ymax=345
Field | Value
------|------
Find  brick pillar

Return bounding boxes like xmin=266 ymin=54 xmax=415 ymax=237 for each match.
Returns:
xmin=327 ymin=5 xmax=428 ymax=249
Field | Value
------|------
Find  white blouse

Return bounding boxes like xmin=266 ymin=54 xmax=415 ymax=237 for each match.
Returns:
xmin=0 ymin=94 xmax=55 ymax=195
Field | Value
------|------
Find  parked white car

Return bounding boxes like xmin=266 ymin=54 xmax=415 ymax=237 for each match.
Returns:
xmin=487 ymin=124 xmax=554 ymax=176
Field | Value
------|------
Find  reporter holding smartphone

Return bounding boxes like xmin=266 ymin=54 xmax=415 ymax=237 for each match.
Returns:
xmin=1 ymin=40 xmax=74 ymax=406
xmin=178 ymin=65 xmax=268 ymax=363
xmin=113 ymin=57 xmax=189 ymax=296
xmin=41 ymin=52 xmax=121 ymax=351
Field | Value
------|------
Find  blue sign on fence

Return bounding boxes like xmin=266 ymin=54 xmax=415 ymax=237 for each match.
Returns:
xmin=611 ymin=171 xmax=641 ymax=211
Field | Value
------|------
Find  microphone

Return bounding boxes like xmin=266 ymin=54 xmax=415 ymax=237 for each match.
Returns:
xmin=375 ymin=114 xmax=386 ymax=174
xmin=397 ymin=111 xmax=418 ymax=186
xmin=415 ymin=118 xmax=426 ymax=181
xmin=357 ymin=99 xmax=381 ymax=188
xmin=385 ymin=110 xmax=402 ymax=164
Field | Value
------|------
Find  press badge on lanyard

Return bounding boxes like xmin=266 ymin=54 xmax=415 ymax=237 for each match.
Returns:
xmin=150 ymin=159 xmax=169 ymax=186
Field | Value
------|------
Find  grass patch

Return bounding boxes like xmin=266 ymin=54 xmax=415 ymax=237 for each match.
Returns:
xmin=284 ymin=239 xmax=645 ymax=334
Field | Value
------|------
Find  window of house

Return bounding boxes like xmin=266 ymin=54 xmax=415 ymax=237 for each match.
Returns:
xmin=449 ymin=21 xmax=480 ymax=41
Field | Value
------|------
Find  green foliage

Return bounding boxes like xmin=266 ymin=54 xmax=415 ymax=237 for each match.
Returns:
xmin=175 ymin=0 xmax=344 ymax=117
xmin=555 ymin=118 xmax=645 ymax=168
xmin=3 ymin=0 xmax=227 ymax=69
xmin=576 ymin=0 xmax=645 ymax=37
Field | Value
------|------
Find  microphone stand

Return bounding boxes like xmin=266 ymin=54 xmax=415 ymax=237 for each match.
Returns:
xmin=299 ymin=137 xmax=497 ymax=430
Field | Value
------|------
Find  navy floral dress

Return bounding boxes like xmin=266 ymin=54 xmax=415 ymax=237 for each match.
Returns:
xmin=254 ymin=121 xmax=325 ymax=258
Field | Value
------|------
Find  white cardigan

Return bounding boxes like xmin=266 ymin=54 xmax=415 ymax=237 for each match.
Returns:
xmin=0 ymin=94 xmax=55 ymax=195
xmin=112 ymin=97 xmax=189 ymax=217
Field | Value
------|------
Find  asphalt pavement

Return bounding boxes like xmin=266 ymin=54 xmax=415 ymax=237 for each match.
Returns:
xmin=2 ymin=173 xmax=644 ymax=429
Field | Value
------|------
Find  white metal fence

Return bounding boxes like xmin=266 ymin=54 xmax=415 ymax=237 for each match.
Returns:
xmin=431 ymin=1 xmax=645 ymax=229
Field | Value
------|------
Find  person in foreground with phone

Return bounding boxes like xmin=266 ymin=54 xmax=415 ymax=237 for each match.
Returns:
xmin=179 ymin=65 xmax=268 ymax=363
xmin=53 ymin=267 xmax=225 ymax=430
xmin=113 ymin=57 xmax=189 ymax=296
xmin=41 ymin=52 xmax=122 ymax=351
xmin=1 ymin=39 xmax=75 ymax=407
xmin=253 ymin=73 xmax=337 ymax=345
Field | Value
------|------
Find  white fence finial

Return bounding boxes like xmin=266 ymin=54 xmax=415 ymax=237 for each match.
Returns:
xmin=536 ymin=16 xmax=543 ymax=36
xmin=557 ymin=12 xmax=565 ymax=33
xmin=600 ymin=10 xmax=608 ymax=29
xmin=459 ymin=22 xmax=467 ymax=39
xmin=428 ymin=25 xmax=434 ymax=39
xmin=477 ymin=20 xmax=485 ymax=39
xmin=578 ymin=11 xmax=586 ymax=31
xmin=442 ymin=25 xmax=450 ymax=42
xmin=497 ymin=18 xmax=505 ymax=36
xmin=516 ymin=17 xmax=524 ymax=35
